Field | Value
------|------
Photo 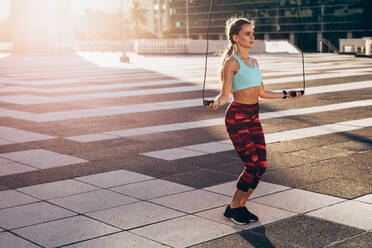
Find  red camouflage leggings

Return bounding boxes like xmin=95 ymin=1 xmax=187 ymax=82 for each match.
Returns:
xmin=225 ymin=102 xmax=267 ymax=192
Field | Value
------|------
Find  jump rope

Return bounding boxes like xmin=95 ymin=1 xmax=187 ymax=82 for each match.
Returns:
xmin=202 ymin=0 xmax=305 ymax=107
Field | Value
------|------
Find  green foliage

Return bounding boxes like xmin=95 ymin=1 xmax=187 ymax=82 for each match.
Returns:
xmin=128 ymin=0 xmax=149 ymax=38
xmin=74 ymin=0 xmax=152 ymax=41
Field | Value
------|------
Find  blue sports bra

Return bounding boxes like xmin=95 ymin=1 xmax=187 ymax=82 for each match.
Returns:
xmin=231 ymin=54 xmax=262 ymax=92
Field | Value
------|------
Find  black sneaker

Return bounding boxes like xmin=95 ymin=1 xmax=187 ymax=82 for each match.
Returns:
xmin=223 ymin=205 xmax=250 ymax=224
xmin=240 ymin=206 xmax=259 ymax=222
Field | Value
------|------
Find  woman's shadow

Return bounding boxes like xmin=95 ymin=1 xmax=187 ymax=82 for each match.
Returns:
xmin=232 ymin=221 xmax=277 ymax=248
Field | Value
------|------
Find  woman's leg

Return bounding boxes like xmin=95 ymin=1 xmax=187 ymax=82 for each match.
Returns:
xmin=230 ymin=188 xmax=254 ymax=208
xmin=227 ymin=117 xmax=266 ymax=208
xmin=225 ymin=103 xmax=266 ymax=219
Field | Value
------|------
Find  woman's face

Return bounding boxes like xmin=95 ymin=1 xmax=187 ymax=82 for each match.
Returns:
xmin=233 ymin=23 xmax=255 ymax=49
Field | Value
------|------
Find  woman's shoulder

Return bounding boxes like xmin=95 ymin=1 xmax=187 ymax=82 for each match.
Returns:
xmin=225 ymin=55 xmax=240 ymax=68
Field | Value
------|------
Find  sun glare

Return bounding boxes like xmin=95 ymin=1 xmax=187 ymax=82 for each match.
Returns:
xmin=72 ymin=0 xmax=122 ymax=14
xmin=0 ymin=0 xmax=10 ymax=19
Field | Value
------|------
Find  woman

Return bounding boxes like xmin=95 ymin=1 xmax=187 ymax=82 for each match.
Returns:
xmin=208 ymin=17 xmax=302 ymax=224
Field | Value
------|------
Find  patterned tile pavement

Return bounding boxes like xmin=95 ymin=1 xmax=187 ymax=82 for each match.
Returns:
xmin=0 ymin=51 xmax=371 ymax=247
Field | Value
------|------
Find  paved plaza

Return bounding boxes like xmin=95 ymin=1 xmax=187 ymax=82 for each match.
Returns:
xmin=0 ymin=51 xmax=371 ymax=247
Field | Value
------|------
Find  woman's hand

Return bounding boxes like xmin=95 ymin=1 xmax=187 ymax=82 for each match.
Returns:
xmin=288 ymin=90 xmax=303 ymax=99
xmin=208 ymin=94 xmax=229 ymax=110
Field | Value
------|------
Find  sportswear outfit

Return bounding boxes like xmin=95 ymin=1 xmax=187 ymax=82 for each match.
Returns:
xmin=225 ymin=54 xmax=267 ymax=192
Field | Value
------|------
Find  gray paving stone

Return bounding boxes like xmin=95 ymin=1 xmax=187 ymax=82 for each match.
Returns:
xmin=150 ymin=189 xmax=231 ymax=213
xmin=327 ymin=232 xmax=372 ymax=248
xmin=142 ymin=148 xmax=207 ymax=160
xmin=267 ymin=151 xmax=319 ymax=170
xmin=64 ymin=231 xmax=167 ymax=248
xmin=0 ymin=157 xmax=11 ymax=165
xmin=355 ymin=194 xmax=372 ymax=204
xmin=75 ymin=169 xmax=153 ymax=188
xmin=13 ymin=215 xmax=120 ymax=248
xmin=250 ymin=215 xmax=365 ymax=248
xmin=265 ymin=129 xmax=365 ymax=154
xmin=183 ymin=142 xmax=235 ymax=153
xmin=198 ymin=181 xmax=236 ymax=196
xmin=49 ymin=189 xmax=139 ymax=213
xmin=87 ymin=201 xmax=185 ymax=230
xmin=204 ymin=181 xmax=291 ymax=199
xmin=177 ymin=152 xmax=241 ymax=169
xmin=0 ymin=126 xmax=55 ymax=143
xmin=196 ymin=202 xmax=297 ymax=231
xmin=0 ymin=190 xmax=39 ymax=209
xmin=0 ymin=139 xmax=13 ymax=145
xmin=263 ymin=152 xmax=371 ymax=198
xmin=322 ymin=140 xmax=371 ymax=152
xmin=307 ymin=200 xmax=372 ymax=230
xmin=0 ymin=202 xmax=75 ymax=229
xmin=18 ymin=179 xmax=99 ymax=200
xmin=162 ymin=168 xmax=236 ymax=189
xmin=65 ymin=133 xmax=117 ymax=142
xmin=0 ymin=232 xmax=40 ymax=248
xmin=189 ymin=231 xmax=279 ymax=248
xmin=267 ymin=145 xmax=352 ymax=170
xmin=131 ymin=215 xmax=237 ymax=248
xmin=115 ymin=154 xmax=198 ymax=178
xmin=111 ymin=179 xmax=194 ymax=200
xmin=209 ymin=160 xmax=245 ymax=177
xmin=1 ymin=53 xmax=371 ymax=248
xmin=303 ymin=178 xmax=372 ymax=199
xmin=252 ymin=188 xmax=345 ymax=213
xmin=0 ymin=160 xmax=36 ymax=176
xmin=0 ymin=149 xmax=87 ymax=169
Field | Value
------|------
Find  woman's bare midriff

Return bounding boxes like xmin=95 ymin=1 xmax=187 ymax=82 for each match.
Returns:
xmin=232 ymin=86 xmax=260 ymax=104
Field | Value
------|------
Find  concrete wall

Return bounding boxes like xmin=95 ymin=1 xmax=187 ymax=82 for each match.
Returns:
xmin=339 ymin=38 xmax=371 ymax=55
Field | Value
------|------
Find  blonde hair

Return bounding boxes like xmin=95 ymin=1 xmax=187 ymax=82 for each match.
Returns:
xmin=218 ymin=17 xmax=254 ymax=82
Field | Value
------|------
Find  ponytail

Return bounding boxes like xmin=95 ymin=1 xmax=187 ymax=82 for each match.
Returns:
xmin=218 ymin=43 xmax=234 ymax=82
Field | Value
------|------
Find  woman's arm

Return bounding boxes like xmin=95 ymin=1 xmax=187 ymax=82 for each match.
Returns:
xmin=259 ymin=81 xmax=302 ymax=99
xmin=208 ymin=59 xmax=235 ymax=110
xmin=253 ymin=58 xmax=284 ymax=99
xmin=253 ymin=57 xmax=301 ymax=100
xmin=259 ymin=82 xmax=285 ymax=99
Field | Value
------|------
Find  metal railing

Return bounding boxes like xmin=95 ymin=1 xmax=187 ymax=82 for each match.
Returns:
xmin=321 ymin=39 xmax=338 ymax=53
xmin=134 ymin=39 xmax=188 ymax=54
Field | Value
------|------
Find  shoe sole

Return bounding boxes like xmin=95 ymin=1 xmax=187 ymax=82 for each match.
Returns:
xmin=229 ymin=217 xmax=250 ymax=225
xmin=224 ymin=213 xmax=250 ymax=225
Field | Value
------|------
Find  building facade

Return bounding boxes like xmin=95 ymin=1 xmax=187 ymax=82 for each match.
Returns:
xmin=167 ymin=0 xmax=372 ymax=52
